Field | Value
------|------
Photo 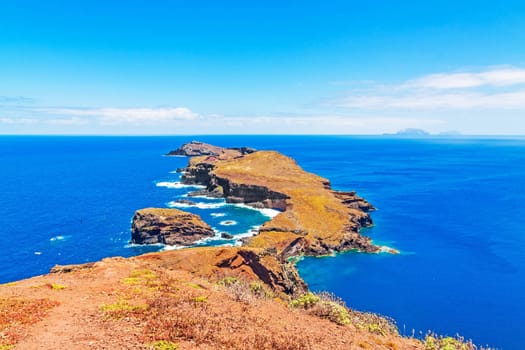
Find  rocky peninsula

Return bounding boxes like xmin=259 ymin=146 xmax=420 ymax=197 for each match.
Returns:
xmin=173 ymin=141 xmax=381 ymax=258
xmin=0 ymin=141 xmax=474 ymax=350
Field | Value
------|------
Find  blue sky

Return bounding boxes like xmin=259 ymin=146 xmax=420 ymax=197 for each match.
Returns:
xmin=1 ymin=0 xmax=525 ymax=134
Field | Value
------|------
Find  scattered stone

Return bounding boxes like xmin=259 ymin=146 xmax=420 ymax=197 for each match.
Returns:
xmin=174 ymin=199 xmax=196 ymax=206
xmin=220 ymin=232 xmax=234 ymax=239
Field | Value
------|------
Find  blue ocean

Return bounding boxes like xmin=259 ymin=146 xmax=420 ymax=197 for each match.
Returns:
xmin=1 ymin=136 xmax=524 ymax=349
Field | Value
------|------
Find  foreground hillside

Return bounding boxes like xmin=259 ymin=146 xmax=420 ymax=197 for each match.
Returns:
xmin=1 ymin=248 xmax=427 ymax=350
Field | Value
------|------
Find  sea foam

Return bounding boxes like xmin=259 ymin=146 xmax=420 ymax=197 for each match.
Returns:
xmin=219 ymin=220 xmax=237 ymax=226
xmin=167 ymin=201 xmax=226 ymax=209
xmin=156 ymin=181 xmax=205 ymax=189
xmin=232 ymin=203 xmax=282 ymax=218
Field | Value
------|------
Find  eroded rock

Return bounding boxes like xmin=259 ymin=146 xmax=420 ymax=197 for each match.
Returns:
xmin=167 ymin=140 xmax=256 ymax=157
xmin=131 ymin=208 xmax=215 ymax=246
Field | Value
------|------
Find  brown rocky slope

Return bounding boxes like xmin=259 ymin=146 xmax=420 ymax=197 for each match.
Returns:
xmin=0 ymin=248 xmax=426 ymax=350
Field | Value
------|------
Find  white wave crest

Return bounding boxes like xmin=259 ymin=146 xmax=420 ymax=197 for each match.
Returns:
xmin=155 ymin=181 xmax=205 ymax=189
xmin=167 ymin=201 xmax=226 ymax=209
xmin=219 ymin=220 xmax=238 ymax=226
xmin=232 ymin=226 xmax=261 ymax=246
xmin=232 ymin=203 xmax=282 ymax=218
xmin=211 ymin=212 xmax=226 ymax=217
xmin=161 ymin=244 xmax=186 ymax=251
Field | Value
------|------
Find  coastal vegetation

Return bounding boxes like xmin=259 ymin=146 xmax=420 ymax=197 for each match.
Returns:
xmin=0 ymin=298 xmax=59 ymax=348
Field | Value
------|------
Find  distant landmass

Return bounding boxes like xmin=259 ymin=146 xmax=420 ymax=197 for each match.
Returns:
xmin=384 ymin=129 xmax=462 ymax=137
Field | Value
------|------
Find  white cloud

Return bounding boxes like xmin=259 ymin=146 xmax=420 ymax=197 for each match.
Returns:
xmin=46 ymin=117 xmax=88 ymax=125
xmin=0 ymin=117 xmax=38 ymax=124
xmin=206 ymin=115 xmax=445 ymax=134
xmin=336 ymin=66 xmax=525 ymax=110
xmin=404 ymin=67 xmax=525 ymax=89
xmin=43 ymin=107 xmax=198 ymax=125
xmin=340 ymin=89 xmax=525 ymax=109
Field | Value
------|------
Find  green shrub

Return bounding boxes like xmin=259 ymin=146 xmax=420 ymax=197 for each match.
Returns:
xmin=311 ymin=301 xmax=351 ymax=325
xmin=100 ymin=298 xmax=147 ymax=319
xmin=424 ymin=334 xmax=476 ymax=350
xmin=192 ymin=296 xmax=208 ymax=303
xmin=289 ymin=292 xmax=320 ymax=309
xmin=148 ymin=340 xmax=178 ymax=350
xmin=49 ymin=283 xmax=66 ymax=290
xmin=217 ymin=276 xmax=239 ymax=287
xmin=249 ymin=281 xmax=274 ymax=299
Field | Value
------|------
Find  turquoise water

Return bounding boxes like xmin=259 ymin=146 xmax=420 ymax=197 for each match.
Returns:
xmin=1 ymin=135 xmax=524 ymax=349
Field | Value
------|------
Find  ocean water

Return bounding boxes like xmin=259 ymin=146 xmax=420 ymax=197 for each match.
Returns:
xmin=1 ymin=136 xmax=524 ymax=349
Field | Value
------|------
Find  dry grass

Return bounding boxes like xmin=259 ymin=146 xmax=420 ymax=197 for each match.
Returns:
xmin=0 ymin=298 xmax=59 ymax=347
xmin=100 ymin=270 xmax=310 ymax=350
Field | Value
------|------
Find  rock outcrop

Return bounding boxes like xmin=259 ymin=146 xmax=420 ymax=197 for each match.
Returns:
xmin=131 ymin=208 xmax=215 ymax=245
xmin=175 ymin=142 xmax=381 ymax=258
xmin=137 ymin=247 xmax=308 ymax=296
xmin=166 ymin=140 xmax=256 ymax=157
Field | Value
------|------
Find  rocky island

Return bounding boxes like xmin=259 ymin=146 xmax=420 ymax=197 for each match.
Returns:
xmin=174 ymin=141 xmax=381 ymax=257
xmin=0 ymin=141 xmax=474 ymax=350
xmin=131 ymin=208 xmax=215 ymax=246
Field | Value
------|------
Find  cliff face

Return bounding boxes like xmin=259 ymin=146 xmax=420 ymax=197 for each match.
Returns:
xmin=131 ymin=208 xmax=215 ymax=246
xmin=177 ymin=147 xmax=380 ymax=258
xmin=136 ymin=247 xmax=307 ymax=297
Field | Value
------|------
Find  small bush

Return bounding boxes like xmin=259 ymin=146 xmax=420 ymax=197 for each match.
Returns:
xmin=350 ymin=309 xmax=398 ymax=336
xmin=310 ymin=301 xmax=351 ymax=325
xmin=100 ymin=298 xmax=147 ymax=319
xmin=290 ymin=292 xmax=350 ymax=325
xmin=49 ymin=283 xmax=67 ymax=290
xmin=148 ymin=340 xmax=178 ymax=350
xmin=123 ymin=269 xmax=159 ymax=287
xmin=217 ymin=277 xmax=273 ymax=303
xmin=192 ymin=296 xmax=208 ymax=303
xmin=424 ymin=334 xmax=476 ymax=350
xmin=217 ymin=276 xmax=239 ymax=287
xmin=290 ymin=291 xmax=398 ymax=332
xmin=248 ymin=281 xmax=274 ymax=299
xmin=289 ymin=292 xmax=320 ymax=309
